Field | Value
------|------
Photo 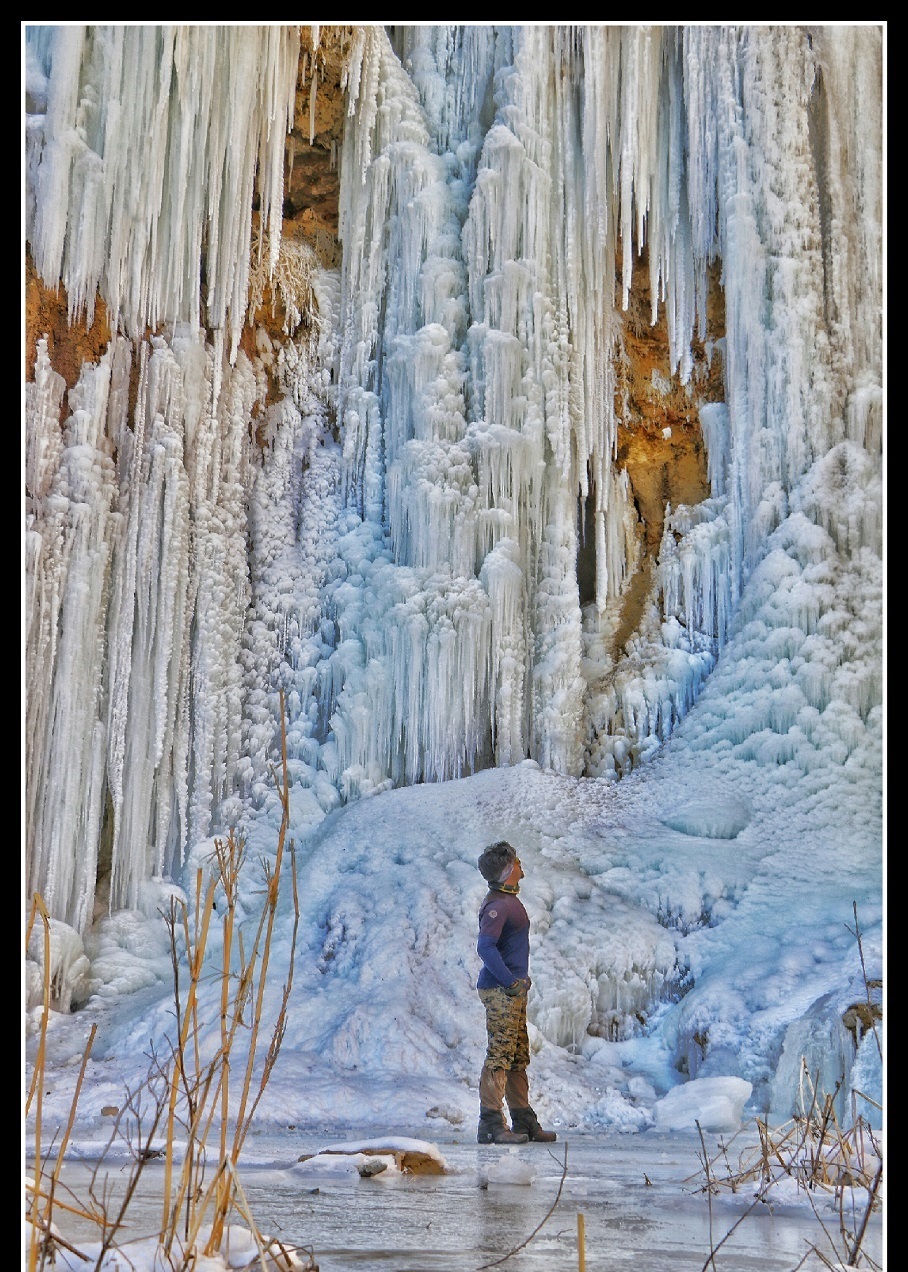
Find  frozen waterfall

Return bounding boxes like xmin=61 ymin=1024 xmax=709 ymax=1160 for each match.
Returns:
xmin=25 ymin=24 xmax=882 ymax=940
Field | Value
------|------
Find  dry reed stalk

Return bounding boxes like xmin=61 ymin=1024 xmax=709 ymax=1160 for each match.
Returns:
xmin=172 ymin=1157 xmax=230 ymax=1261
xmin=216 ymin=833 xmax=242 ymax=1195
xmin=164 ymin=840 xmax=270 ymax=1254
xmin=846 ymin=1162 xmax=883 ymax=1266
xmin=26 ymin=893 xmax=51 ymax=1272
xmin=25 ymin=893 xmax=50 ymax=1118
xmin=26 ymin=1212 xmax=89 ymax=1265
xmin=46 ymin=1023 xmax=97 ymax=1195
xmin=848 ymin=902 xmax=882 ymax=1061
xmin=162 ymin=874 xmax=243 ymax=1252
xmin=206 ymin=699 xmax=295 ymax=1254
xmin=160 ymin=872 xmax=217 ymax=1248
xmin=689 ymin=904 xmax=882 ymax=1267
xmin=221 ymin=1156 xmax=304 ymax=1272
xmin=26 ymin=898 xmax=100 ymax=1272
xmin=27 ymin=1184 xmax=102 ymax=1225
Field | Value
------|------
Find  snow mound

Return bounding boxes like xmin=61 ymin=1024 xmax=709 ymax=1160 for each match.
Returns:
xmin=661 ymin=797 xmax=751 ymax=839
xmin=653 ymin=1077 xmax=753 ymax=1132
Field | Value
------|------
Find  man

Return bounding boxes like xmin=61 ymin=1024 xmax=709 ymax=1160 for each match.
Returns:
xmin=475 ymin=840 xmax=557 ymax=1145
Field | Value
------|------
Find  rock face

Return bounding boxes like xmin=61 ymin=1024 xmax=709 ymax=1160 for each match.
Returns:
xmin=25 ymin=254 xmax=112 ymax=402
xmin=617 ymin=251 xmax=721 ymax=558
xmin=281 ymin=27 xmax=356 ymax=265
xmin=604 ymin=249 xmax=721 ymax=653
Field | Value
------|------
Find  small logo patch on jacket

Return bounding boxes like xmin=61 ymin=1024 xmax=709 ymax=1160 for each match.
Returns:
xmin=488 ymin=909 xmax=498 ymax=918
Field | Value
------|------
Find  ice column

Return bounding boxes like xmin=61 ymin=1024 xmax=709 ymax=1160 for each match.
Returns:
xmin=104 ymin=334 xmax=256 ymax=913
xmin=326 ymin=28 xmax=502 ymax=792
xmin=681 ymin=25 xmax=882 ymax=583
xmin=26 ymin=341 xmax=122 ymax=934
xmin=328 ymin=25 xmax=716 ymax=789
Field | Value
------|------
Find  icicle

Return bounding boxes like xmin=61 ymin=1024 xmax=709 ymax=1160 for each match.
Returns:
xmin=25 ymin=346 xmax=122 ymax=935
xmin=26 ymin=25 xmax=299 ymax=357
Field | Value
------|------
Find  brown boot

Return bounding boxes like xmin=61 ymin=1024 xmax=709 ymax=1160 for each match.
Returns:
xmin=510 ymin=1107 xmax=557 ymax=1142
xmin=477 ymin=1108 xmax=529 ymax=1144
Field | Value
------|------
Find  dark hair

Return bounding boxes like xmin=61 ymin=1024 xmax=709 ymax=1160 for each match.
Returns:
xmin=477 ymin=840 xmax=517 ymax=883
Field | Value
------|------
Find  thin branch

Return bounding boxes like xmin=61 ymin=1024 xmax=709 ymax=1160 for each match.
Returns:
xmin=696 ymin=1184 xmax=778 ymax=1272
xmin=847 ymin=1162 xmax=883 ymax=1266
xmin=26 ymin=1213 xmax=91 ymax=1263
xmin=476 ymin=1141 xmax=570 ymax=1270
xmin=696 ymin=1121 xmax=718 ymax=1271
xmin=845 ymin=901 xmax=882 ymax=1060
xmin=90 ymin=1076 xmax=172 ymax=1270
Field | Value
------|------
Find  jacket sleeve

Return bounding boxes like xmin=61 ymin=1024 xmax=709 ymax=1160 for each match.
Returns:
xmin=477 ymin=905 xmax=517 ymax=987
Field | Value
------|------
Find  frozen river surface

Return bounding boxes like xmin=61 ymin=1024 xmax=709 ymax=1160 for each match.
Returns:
xmin=43 ymin=1128 xmax=883 ymax=1271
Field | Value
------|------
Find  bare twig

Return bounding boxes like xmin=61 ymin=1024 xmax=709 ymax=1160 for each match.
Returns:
xmin=207 ymin=691 xmax=298 ymax=1255
xmin=25 ymin=1212 xmax=90 ymax=1262
xmin=89 ymin=1069 xmax=172 ymax=1268
xmin=476 ymin=1141 xmax=570 ymax=1269
xmin=26 ymin=690 xmax=309 ymax=1271
xmin=846 ymin=902 xmax=882 ymax=1059
xmin=847 ymin=1162 xmax=883 ymax=1267
xmin=697 ymin=1172 xmax=779 ymax=1271
xmin=695 ymin=1121 xmax=718 ymax=1270
xmin=27 ymin=899 xmax=99 ymax=1272
xmin=26 ymin=894 xmax=51 ymax=1272
xmin=688 ymin=903 xmax=883 ymax=1269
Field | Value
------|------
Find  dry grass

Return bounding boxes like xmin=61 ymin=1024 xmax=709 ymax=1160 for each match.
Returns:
xmin=696 ymin=1072 xmax=882 ymax=1202
xmin=689 ymin=904 xmax=883 ymax=1272
xmin=25 ymin=691 xmax=317 ymax=1271
xmin=690 ymin=1089 xmax=882 ymax=1272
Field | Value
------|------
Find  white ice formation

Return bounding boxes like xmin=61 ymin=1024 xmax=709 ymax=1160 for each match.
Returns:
xmin=25 ymin=26 xmax=882 ymax=951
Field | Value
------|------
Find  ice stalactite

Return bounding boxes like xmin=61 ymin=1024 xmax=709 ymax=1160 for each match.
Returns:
xmin=26 ymin=340 xmax=122 ymax=935
xmin=579 ymin=24 xmax=882 ymax=778
xmin=25 ymin=25 xmax=302 ymax=932
xmin=25 ymin=24 xmax=299 ymax=361
xmin=681 ymin=26 xmax=882 ymax=581
xmin=323 ymin=27 xmax=700 ymax=793
xmin=25 ymin=326 xmax=262 ymax=932
xmin=95 ymin=332 xmax=258 ymax=915
xmin=321 ymin=28 xmax=503 ymax=794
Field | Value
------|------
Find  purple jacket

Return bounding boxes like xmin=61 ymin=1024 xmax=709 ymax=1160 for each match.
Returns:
xmin=477 ymin=889 xmax=530 ymax=989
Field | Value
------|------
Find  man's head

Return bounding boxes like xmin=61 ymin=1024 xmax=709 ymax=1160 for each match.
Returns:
xmin=477 ymin=840 xmax=519 ymax=884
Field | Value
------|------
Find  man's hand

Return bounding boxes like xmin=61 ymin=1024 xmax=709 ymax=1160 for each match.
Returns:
xmin=504 ymin=977 xmax=530 ymax=997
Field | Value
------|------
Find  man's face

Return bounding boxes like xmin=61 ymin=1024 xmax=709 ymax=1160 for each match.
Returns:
xmin=503 ymin=855 xmax=524 ymax=886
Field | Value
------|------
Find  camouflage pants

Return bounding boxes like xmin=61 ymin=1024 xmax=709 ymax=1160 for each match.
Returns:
xmin=478 ymin=986 xmax=530 ymax=1070
xmin=478 ymin=987 xmax=531 ymax=1113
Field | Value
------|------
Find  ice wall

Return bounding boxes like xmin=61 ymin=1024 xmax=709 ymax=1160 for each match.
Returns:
xmin=297 ymin=24 xmax=882 ymax=795
xmin=316 ymin=27 xmax=679 ymax=793
xmin=24 ymin=24 xmax=883 ymax=937
xmin=25 ymin=26 xmax=302 ymax=929
xmin=25 ymin=328 xmax=260 ymax=927
xmin=581 ymin=24 xmax=883 ymax=776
